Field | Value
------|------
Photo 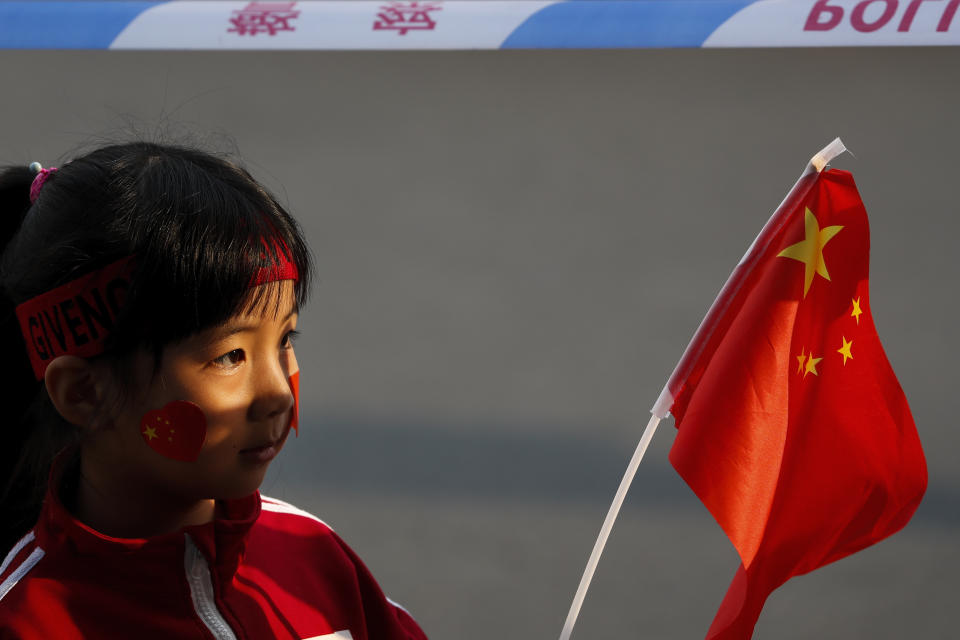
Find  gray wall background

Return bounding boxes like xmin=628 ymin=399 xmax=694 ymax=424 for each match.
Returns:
xmin=1 ymin=47 xmax=957 ymax=638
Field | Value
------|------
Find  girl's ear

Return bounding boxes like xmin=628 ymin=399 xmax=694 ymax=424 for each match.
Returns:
xmin=44 ymin=356 xmax=108 ymax=429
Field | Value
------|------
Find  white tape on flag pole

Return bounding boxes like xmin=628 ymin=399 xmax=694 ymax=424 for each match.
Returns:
xmin=811 ymin=137 xmax=848 ymax=173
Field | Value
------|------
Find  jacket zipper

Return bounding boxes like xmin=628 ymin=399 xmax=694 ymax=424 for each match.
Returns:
xmin=184 ymin=534 xmax=239 ymax=640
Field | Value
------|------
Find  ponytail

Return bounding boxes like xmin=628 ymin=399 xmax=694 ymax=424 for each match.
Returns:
xmin=0 ymin=166 xmax=76 ymax=553
xmin=1 ymin=166 xmax=39 ymax=420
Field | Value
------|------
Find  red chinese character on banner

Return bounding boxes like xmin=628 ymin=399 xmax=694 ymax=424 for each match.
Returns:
xmin=373 ymin=1 xmax=442 ymax=35
xmin=228 ymin=2 xmax=300 ymax=36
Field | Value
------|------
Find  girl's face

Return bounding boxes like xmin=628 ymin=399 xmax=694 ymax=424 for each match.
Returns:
xmin=97 ymin=281 xmax=300 ymax=503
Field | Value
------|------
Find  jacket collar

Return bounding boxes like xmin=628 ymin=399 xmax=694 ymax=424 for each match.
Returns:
xmin=35 ymin=451 xmax=261 ymax=580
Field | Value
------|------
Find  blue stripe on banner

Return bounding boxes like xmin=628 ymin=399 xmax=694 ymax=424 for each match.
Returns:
xmin=501 ymin=0 xmax=755 ymax=49
xmin=0 ymin=1 xmax=163 ymax=48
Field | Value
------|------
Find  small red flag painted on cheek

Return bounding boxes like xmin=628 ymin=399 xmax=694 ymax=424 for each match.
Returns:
xmin=140 ymin=401 xmax=207 ymax=462
xmin=289 ymin=371 xmax=300 ymax=436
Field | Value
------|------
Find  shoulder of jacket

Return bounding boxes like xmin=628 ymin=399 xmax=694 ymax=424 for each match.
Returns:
xmin=258 ymin=495 xmax=337 ymax=534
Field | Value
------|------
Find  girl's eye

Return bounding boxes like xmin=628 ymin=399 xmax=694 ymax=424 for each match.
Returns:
xmin=212 ymin=349 xmax=245 ymax=369
xmin=281 ymin=330 xmax=300 ymax=350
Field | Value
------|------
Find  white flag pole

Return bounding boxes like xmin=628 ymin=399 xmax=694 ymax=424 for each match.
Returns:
xmin=557 ymin=412 xmax=662 ymax=640
xmin=557 ymin=137 xmax=849 ymax=640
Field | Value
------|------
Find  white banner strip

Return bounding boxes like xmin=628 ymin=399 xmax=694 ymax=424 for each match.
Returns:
xmin=0 ymin=1 xmax=957 ymax=50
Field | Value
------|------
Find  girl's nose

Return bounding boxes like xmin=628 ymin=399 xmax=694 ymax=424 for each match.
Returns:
xmin=251 ymin=356 xmax=295 ymax=422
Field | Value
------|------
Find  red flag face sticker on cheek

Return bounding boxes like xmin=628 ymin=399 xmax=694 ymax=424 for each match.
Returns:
xmin=289 ymin=371 xmax=300 ymax=436
xmin=140 ymin=401 xmax=207 ymax=462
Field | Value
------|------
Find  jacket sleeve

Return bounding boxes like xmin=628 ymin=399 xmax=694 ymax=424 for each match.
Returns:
xmin=331 ymin=531 xmax=428 ymax=640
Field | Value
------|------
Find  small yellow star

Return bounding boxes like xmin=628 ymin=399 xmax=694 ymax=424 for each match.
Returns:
xmin=837 ymin=336 xmax=853 ymax=365
xmin=143 ymin=426 xmax=158 ymax=441
xmin=796 ymin=349 xmax=807 ymax=374
xmin=804 ymin=353 xmax=823 ymax=378
xmin=777 ymin=208 xmax=844 ymax=297
xmin=851 ymin=297 xmax=863 ymax=324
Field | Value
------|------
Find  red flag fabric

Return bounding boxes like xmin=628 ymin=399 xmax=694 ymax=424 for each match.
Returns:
xmin=662 ymin=166 xmax=927 ymax=638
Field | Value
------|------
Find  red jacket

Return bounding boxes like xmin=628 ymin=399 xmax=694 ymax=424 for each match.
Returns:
xmin=0 ymin=473 xmax=427 ymax=640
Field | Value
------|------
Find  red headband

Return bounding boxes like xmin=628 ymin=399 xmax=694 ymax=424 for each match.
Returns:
xmin=16 ymin=257 xmax=135 ymax=380
xmin=16 ymin=247 xmax=298 ymax=380
xmin=250 ymin=237 xmax=299 ymax=286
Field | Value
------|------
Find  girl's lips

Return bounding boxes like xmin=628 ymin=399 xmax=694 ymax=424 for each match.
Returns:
xmin=239 ymin=441 xmax=280 ymax=464
xmin=239 ymin=423 xmax=291 ymax=464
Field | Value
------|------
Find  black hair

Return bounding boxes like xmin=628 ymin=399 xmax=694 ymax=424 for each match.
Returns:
xmin=0 ymin=142 xmax=311 ymax=552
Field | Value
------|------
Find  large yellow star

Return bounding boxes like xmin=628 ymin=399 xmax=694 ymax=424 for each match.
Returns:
xmin=777 ymin=208 xmax=844 ymax=297
xmin=143 ymin=426 xmax=158 ymax=441
xmin=796 ymin=349 xmax=807 ymax=374
xmin=851 ymin=297 xmax=863 ymax=324
xmin=804 ymin=353 xmax=823 ymax=377
xmin=837 ymin=336 xmax=853 ymax=365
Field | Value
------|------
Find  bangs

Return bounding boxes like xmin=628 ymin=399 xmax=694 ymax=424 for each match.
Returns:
xmin=104 ymin=146 xmax=311 ymax=353
xmin=238 ymin=277 xmax=300 ymax=322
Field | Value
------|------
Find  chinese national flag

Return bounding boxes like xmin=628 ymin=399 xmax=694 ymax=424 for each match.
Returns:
xmin=661 ymin=160 xmax=927 ymax=638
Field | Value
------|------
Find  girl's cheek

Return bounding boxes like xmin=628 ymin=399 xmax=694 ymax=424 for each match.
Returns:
xmin=139 ymin=400 xmax=208 ymax=462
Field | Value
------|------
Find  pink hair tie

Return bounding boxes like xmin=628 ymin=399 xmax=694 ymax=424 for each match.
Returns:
xmin=28 ymin=162 xmax=58 ymax=203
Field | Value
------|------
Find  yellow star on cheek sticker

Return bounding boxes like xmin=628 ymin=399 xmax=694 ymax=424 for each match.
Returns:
xmin=851 ymin=297 xmax=863 ymax=324
xmin=777 ymin=208 xmax=844 ymax=297
xmin=804 ymin=353 xmax=823 ymax=377
xmin=143 ymin=426 xmax=158 ymax=441
xmin=838 ymin=337 xmax=853 ymax=365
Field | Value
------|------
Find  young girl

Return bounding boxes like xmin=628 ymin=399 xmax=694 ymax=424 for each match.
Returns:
xmin=0 ymin=143 xmax=427 ymax=639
